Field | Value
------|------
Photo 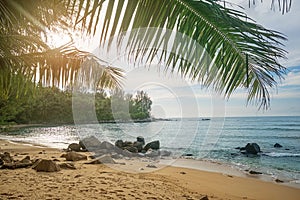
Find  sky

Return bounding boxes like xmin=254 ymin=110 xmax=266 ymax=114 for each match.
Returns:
xmin=214 ymin=0 xmax=300 ymax=117
xmin=48 ymin=0 xmax=300 ymax=118
xmin=124 ymin=0 xmax=300 ymax=118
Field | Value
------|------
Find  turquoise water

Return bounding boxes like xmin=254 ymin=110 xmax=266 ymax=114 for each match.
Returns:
xmin=1 ymin=116 xmax=300 ymax=184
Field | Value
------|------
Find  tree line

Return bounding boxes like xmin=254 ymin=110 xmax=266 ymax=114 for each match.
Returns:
xmin=0 ymin=84 xmax=152 ymax=125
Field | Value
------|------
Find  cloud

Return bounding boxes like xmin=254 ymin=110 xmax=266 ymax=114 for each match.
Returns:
xmin=280 ymin=70 xmax=300 ymax=86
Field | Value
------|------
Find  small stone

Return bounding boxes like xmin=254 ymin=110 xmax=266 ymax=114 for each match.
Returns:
xmin=146 ymin=164 xmax=157 ymax=168
xmin=249 ymin=170 xmax=262 ymax=175
xmin=200 ymin=195 xmax=209 ymax=200
xmin=275 ymin=178 xmax=284 ymax=183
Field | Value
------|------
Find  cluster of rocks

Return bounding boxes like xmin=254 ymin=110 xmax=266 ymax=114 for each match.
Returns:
xmin=67 ymin=136 xmax=171 ymax=158
xmin=235 ymin=142 xmax=288 ymax=156
xmin=0 ymin=152 xmax=32 ymax=169
xmin=0 ymin=152 xmax=76 ymax=172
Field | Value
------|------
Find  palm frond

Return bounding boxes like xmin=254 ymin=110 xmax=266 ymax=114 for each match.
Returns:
xmin=69 ymin=0 xmax=287 ymax=109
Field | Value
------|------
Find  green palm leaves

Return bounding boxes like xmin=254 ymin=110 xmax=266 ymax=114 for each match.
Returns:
xmin=70 ymin=0 xmax=287 ymax=109
xmin=0 ymin=0 xmax=123 ymax=99
xmin=0 ymin=0 xmax=289 ymax=109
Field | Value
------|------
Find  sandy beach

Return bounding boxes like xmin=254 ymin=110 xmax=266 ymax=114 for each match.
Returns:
xmin=0 ymin=139 xmax=300 ymax=200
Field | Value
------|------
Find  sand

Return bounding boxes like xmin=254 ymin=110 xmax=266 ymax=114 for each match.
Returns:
xmin=0 ymin=139 xmax=300 ymax=200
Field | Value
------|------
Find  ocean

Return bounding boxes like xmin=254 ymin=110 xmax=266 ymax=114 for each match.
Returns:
xmin=1 ymin=116 xmax=300 ymax=185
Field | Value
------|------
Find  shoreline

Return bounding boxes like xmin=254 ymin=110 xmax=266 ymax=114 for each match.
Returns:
xmin=1 ymin=136 xmax=300 ymax=189
xmin=1 ymin=138 xmax=300 ymax=199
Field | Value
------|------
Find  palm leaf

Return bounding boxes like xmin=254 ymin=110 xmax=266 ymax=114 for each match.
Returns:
xmin=69 ymin=0 xmax=287 ymax=109
xmin=0 ymin=0 xmax=123 ymax=96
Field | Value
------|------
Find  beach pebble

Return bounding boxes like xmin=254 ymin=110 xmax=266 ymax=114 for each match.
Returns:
xmin=249 ymin=170 xmax=262 ymax=175
xmin=200 ymin=195 xmax=209 ymax=200
xmin=146 ymin=164 xmax=157 ymax=168
xmin=275 ymin=178 xmax=284 ymax=183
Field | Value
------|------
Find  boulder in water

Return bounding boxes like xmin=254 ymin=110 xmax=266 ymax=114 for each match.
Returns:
xmin=137 ymin=136 xmax=145 ymax=145
xmin=245 ymin=143 xmax=261 ymax=155
xmin=274 ymin=143 xmax=283 ymax=148
xmin=133 ymin=141 xmax=143 ymax=152
xmin=144 ymin=140 xmax=160 ymax=151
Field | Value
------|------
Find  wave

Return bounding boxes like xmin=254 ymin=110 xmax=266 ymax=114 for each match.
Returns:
xmin=263 ymin=152 xmax=300 ymax=158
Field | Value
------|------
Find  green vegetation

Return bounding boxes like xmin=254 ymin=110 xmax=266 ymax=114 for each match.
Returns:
xmin=0 ymin=84 xmax=152 ymax=125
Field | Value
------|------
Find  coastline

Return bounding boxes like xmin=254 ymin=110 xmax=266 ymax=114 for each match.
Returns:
xmin=1 ymin=139 xmax=300 ymax=200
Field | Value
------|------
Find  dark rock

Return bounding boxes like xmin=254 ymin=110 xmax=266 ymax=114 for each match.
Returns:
xmin=144 ymin=140 xmax=160 ymax=151
xmin=285 ymin=148 xmax=290 ymax=151
xmin=146 ymin=164 xmax=157 ymax=168
xmin=200 ymin=195 xmax=209 ymax=200
xmin=59 ymin=163 xmax=76 ymax=170
xmin=115 ymin=140 xmax=124 ymax=149
xmin=137 ymin=136 xmax=145 ymax=145
xmin=274 ymin=143 xmax=283 ymax=148
xmin=123 ymin=141 xmax=133 ymax=147
xmin=32 ymin=159 xmax=60 ymax=172
xmin=0 ymin=152 xmax=13 ymax=163
xmin=86 ymin=155 xmax=116 ymax=164
xmin=249 ymin=170 xmax=262 ymax=175
xmin=124 ymin=146 xmax=138 ymax=153
xmin=275 ymin=178 xmax=284 ymax=183
xmin=182 ymin=153 xmax=193 ymax=157
xmin=245 ymin=143 xmax=261 ymax=154
xmin=79 ymin=136 xmax=101 ymax=151
xmin=67 ymin=143 xmax=81 ymax=152
xmin=133 ymin=141 xmax=143 ymax=152
xmin=0 ymin=159 xmax=3 ymax=166
xmin=63 ymin=152 xmax=87 ymax=161
xmin=19 ymin=156 xmax=31 ymax=164
xmin=1 ymin=156 xmax=33 ymax=169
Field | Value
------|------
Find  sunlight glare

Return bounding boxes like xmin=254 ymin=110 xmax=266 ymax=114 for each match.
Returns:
xmin=46 ymin=31 xmax=73 ymax=48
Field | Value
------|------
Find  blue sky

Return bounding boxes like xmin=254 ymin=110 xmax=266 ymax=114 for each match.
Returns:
xmin=49 ymin=1 xmax=300 ymax=118
xmin=219 ymin=0 xmax=300 ymax=117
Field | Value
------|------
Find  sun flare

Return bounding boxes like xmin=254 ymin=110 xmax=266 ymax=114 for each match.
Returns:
xmin=45 ymin=31 xmax=73 ymax=48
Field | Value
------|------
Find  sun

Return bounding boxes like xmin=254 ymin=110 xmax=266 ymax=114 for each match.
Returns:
xmin=45 ymin=30 xmax=73 ymax=48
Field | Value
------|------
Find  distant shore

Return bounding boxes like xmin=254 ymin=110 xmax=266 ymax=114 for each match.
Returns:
xmin=1 ymin=138 xmax=300 ymax=199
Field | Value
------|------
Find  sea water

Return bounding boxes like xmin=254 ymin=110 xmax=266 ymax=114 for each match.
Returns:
xmin=1 ymin=116 xmax=300 ymax=185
